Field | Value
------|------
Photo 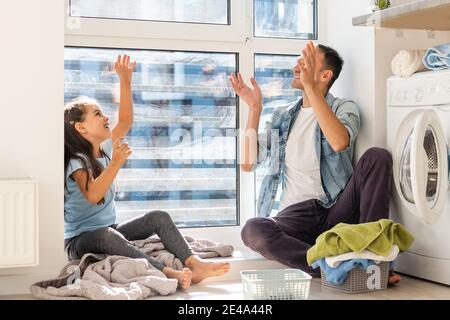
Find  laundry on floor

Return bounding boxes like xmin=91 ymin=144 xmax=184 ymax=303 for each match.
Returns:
xmin=29 ymin=236 xmax=234 ymax=300
xmin=132 ymin=235 xmax=235 ymax=270
xmin=423 ymin=42 xmax=450 ymax=71
xmin=30 ymin=254 xmax=178 ymax=300
xmin=307 ymin=219 xmax=414 ymax=285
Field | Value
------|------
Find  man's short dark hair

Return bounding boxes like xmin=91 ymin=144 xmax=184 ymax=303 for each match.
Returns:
xmin=318 ymin=44 xmax=344 ymax=90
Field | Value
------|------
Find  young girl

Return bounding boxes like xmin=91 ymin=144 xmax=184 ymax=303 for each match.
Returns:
xmin=64 ymin=54 xmax=230 ymax=289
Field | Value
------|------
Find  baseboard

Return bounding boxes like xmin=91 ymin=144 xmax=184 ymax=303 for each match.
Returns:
xmin=0 ymin=272 xmax=57 ymax=296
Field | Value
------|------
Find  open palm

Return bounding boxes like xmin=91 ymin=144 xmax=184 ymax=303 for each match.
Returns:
xmin=115 ymin=54 xmax=136 ymax=83
xmin=230 ymin=73 xmax=262 ymax=111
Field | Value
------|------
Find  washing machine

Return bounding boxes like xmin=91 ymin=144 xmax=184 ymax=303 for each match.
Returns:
xmin=386 ymin=69 xmax=450 ymax=285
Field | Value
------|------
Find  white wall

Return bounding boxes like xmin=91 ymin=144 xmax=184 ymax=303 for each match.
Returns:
xmin=322 ymin=0 xmax=450 ymax=158
xmin=0 ymin=0 xmax=65 ymax=295
xmin=321 ymin=0 xmax=376 ymax=159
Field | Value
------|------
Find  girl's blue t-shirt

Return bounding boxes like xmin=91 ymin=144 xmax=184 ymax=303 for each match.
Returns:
xmin=64 ymin=139 xmax=116 ymax=239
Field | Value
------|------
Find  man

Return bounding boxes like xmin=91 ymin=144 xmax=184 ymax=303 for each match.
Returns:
xmin=230 ymin=41 xmax=400 ymax=284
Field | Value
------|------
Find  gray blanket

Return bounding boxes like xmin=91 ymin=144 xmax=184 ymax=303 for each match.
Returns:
xmin=30 ymin=236 xmax=234 ymax=300
xmin=132 ymin=235 xmax=234 ymax=269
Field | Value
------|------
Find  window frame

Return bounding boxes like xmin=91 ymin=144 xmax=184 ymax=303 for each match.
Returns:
xmin=65 ymin=0 xmax=245 ymax=42
xmin=64 ymin=0 xmax=322 ymax=246
xmin=69 ymin=0 xmax=232 ymax=26
xmin=253 ymin=0 xmax=318 ymax=40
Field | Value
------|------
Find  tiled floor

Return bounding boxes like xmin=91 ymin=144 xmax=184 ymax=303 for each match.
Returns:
xmin=2 ymin=274 xmax=449 ymax=300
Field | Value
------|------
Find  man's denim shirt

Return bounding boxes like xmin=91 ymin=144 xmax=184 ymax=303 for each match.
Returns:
xmin=254 ymin=93 xmax=361 ymax=217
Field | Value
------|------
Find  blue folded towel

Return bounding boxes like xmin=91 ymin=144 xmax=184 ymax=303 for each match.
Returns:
xmin=312 ymin=259 xmax=376 ymax=285
xmin=312 ymin=259 xmax=396 ymax=285
xmin=423 ymin=43 xmax=450 ymax=71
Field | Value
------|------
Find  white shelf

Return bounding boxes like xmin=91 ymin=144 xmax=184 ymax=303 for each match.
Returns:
xmin=353 ymin=0 xmax=450 ymax=31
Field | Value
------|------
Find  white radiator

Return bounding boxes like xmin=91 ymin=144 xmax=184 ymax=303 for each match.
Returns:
xmin=0 ymin=178 xmax=39 ymax=268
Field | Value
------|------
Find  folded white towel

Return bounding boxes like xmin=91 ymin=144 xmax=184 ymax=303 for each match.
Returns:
xmin=325 ymin=245 xmax=400 ymax=268
xmin=391 ymin=49 xmax=427 ymax=78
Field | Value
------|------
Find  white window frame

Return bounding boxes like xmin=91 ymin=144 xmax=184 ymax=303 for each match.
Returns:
xmin=65 ymin=0 xmax=246 ymax=42
xmin=64 ymin=0 xmax=325 ymax=247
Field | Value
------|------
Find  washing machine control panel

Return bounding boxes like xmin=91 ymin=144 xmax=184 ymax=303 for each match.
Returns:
xmin=388 ymin=70 xmax=450 ymax=106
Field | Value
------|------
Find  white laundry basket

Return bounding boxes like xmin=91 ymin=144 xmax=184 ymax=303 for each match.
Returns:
xmin=240 ymin=269 xmax=312 ymax=300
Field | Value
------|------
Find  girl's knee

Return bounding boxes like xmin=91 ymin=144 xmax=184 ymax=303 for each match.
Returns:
xmin=146 ymin=210 xmax=172 ymax=223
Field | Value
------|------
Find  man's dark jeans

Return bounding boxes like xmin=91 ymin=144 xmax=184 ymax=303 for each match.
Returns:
xmin=241 ymin=147 xmax=393 ymax=276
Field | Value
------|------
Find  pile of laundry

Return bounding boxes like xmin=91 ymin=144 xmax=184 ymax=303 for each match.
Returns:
xmin=306 ymin=219 xmax=414 ymax=285
xmin=30 ymin=236 xmax=234 ymax=300
xmin=391 ymin=42 xmax=450 ymax=77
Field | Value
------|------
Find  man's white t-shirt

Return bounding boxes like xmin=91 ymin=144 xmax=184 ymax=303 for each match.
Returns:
xmin=278 ymin=106 xmax=326 ymax=211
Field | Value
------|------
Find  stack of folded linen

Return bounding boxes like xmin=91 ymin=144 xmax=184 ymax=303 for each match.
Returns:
xmin=423 ymin=42 xmax=450 ymax=71
xmin=306 ymin=219 xmax=414 ymax=285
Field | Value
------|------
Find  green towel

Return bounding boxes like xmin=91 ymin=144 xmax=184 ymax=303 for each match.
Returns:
xmin=307 ymin=219 xmax=414 ymax=265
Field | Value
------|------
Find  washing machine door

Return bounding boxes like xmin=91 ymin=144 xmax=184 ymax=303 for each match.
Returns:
xmin=395 ymin=109 xmax=448 ymax=225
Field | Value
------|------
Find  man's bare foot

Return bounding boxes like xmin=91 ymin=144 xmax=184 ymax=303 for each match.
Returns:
xmin=388 ymin=271 xmax=401 ymax=286
xmin=162 ymin=267 xmax=192 ymax=289
xmin=185 ymin=256 xmax=231 ymax=284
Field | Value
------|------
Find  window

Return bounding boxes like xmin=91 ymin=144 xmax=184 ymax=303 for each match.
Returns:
xmin=254 ymin=54 xmax=301 ymax=215
xmin=70 ymin=0 xmax=230 ymax=25
xmin=65 ymin=0 xmax=319 ymax=235
xmin=254 ymin=0 xmax=317 ymax=39
xmin=255 ymin=54 xmax=301 ymax=117
xmin=65 ymin=47 xmax=238 ymax=227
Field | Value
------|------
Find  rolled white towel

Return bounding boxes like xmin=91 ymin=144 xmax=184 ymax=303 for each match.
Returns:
xmin=391 ymin=49 xmax=427 ymax=78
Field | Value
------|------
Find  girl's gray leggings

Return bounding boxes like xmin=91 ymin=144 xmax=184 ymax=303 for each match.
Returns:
xmin=64 ymin=210 xmax=194 ymax=270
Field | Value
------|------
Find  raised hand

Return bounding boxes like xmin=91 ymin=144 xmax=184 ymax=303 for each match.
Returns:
xmin=229 ymin=73 xmax=263 ymax=111
xmin=111 ymin=138 xmax=132 ymax=168
xmin=115 ymin=54 xmax=136 ymax=84
xmin=297 ymin=41 xmax=318 ymax=89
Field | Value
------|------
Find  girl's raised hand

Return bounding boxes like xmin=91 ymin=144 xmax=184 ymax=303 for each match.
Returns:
xmin=111 ymin=138 xmax=132 ymax=168
xmin=115 ymin=54 xmax=137 ymax=84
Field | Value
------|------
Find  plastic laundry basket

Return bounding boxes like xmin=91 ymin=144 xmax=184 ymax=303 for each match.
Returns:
xmin=240 ymin=269 xmax=312 ymax=300
xmin=320 ymin=262 xmax=389 ymax=294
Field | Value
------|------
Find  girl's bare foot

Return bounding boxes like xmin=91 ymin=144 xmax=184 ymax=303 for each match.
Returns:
xmin=185 ymin=256 xmax=231 ymax=284
xmin=388 ymin=271 xmax=401 ymax=286
xmin=163 ymin=267 xmax=192 ymax=289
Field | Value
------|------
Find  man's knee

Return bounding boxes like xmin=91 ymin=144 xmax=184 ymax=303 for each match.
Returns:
xmin=362 ymin=147 xmax=393 ymax=167
xmin=241 ymin=218 xmax=273 ymax=250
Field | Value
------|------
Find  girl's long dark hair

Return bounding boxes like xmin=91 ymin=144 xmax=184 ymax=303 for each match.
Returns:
xmin=64 ymin=97 xmax=109 ymax=205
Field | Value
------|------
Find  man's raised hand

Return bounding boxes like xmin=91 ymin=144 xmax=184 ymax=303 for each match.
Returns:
xmin=230 ymin=73 xmax=263 ymax=112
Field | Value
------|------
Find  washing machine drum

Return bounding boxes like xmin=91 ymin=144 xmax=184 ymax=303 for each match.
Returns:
xmin=394 ymin=109 xmax=449 ymax=225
